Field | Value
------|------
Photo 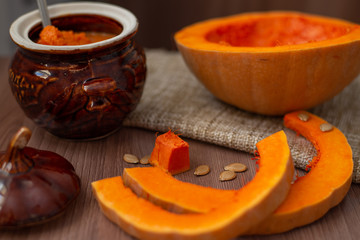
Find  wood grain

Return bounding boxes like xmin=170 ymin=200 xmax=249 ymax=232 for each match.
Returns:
xmin=0 ymin=57 xmax=359 ymax=240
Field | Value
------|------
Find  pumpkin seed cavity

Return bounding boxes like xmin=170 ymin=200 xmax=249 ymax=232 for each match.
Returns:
xmin=219 ymin=170 xmax=236 ymax=181
xmin=194 ymin=165 xmax=210 ymax=176
xmin=320 ymin=123 xmax=333 ymax=132
xmin=224 ymin=163 xmax=247 ymax=172
xmin=123 ymin=154 xmax=139 ymax=164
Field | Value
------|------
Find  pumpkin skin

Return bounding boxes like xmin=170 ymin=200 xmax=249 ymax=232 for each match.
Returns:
xmin=174 ymin=12 xmax=360 ymax=115
xmin=92 ymin=130 xmax=294 ymax=240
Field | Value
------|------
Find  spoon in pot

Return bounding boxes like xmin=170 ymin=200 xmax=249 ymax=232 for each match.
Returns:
xmin=36 ymin=0 xmax=51 ymax=27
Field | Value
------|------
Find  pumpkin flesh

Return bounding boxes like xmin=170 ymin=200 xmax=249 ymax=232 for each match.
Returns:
xmin=92 ymin=130 xmax=294 ymax=239
xmin=149 ymin=130 xmax=190 ymax=175
xmin=123 ymin=167 xmax=236 ymax=214
xmin=205 ymin=16 xmax=354 ymax=47
xmin=175 ymin=12 xmax=360 ymax=52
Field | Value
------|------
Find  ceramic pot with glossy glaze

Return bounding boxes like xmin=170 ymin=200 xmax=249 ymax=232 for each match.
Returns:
xmin=9 ymin=2 xmax=146 ymax=139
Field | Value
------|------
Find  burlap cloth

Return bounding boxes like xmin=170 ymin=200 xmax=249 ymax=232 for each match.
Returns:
xmin=123 ymin=49 xmax=360 ymax=183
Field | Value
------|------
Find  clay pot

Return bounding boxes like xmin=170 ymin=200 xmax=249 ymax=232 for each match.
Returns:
xmin=9 ymin=2 xmax=146 ymax=139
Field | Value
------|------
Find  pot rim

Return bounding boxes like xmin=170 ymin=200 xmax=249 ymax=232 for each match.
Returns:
xmin=9 ymin=1 xmax=138 ymax=52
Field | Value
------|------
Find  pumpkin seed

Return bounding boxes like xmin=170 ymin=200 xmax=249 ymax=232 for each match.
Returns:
xmin=123 ymin=154 xmax=139 ymax=164
xmin=224 ymin=163 xmax=247 ymax=172
xmin=320 ymin=123 xmax=333 ymax=132
xmin=140 ymin=155 xmax=151 ymax=165
xmin=297 ymin=112 xmax=310 ymax=122
xmin=219 ymin=170 xmax=236 ymax=181
xmin=194 ymin=165 xmax=210 ymax=176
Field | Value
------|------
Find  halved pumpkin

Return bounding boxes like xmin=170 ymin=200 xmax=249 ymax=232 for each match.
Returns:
xmin=247 ymin=111 xmax=353 ymax=234
xmin=92 ymin=130 xmax=294 ymax=239
xmin=174 ymin=11 xmax=360 ymax=115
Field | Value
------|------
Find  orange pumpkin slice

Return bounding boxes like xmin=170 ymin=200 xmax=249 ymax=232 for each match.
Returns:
xmin=123 ymin=167 xmax=236 ymax=214
xmin=92 ymin=130 xmax=294 ymax=239
xmin=246 ymin=111 xmax=353 ymax=234
xmin=120 ymin=111 xmax=353 ymax=234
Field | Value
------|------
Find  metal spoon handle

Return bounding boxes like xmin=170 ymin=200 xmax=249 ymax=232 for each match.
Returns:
xmin=36 ymin=0 xmax=51 ymax=27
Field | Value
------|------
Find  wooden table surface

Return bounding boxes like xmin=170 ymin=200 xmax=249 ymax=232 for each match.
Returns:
xmin=1 ymin=56 xmax=359 ymax=240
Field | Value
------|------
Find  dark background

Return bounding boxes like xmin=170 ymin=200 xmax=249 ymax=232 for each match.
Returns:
xmin=2 ymin=0 xmax=360 ymax=55
xmin=104 ymin=0 xmax=360 ymax=49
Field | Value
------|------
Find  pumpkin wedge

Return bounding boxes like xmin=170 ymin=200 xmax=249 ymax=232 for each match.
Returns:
xmin=120 ymin=111 xmax=353 ymax=234
xmin=123 ymin=167 xmax=236 ymax=214
xmin=246 ymin=111 xmax=353 ymax=234
xmin=92 ymin=130 xmax=294 ymax=240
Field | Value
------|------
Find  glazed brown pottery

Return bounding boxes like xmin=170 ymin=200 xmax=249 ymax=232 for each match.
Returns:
xmin=0 ymin=127 xmax=81 ymax=228
xmin=9 ymin=2 xmax=146 ymax=139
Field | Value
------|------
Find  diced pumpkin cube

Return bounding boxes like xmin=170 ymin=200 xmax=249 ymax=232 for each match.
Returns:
xmin=149 ymin=130 xmax=190 ymax=175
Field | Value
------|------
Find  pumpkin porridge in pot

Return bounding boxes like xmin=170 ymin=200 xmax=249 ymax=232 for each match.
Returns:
xmin=9 ymin=2 xmax=146 ymax=139
xmin=37 ymin=25 xmax=116 ymax=46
